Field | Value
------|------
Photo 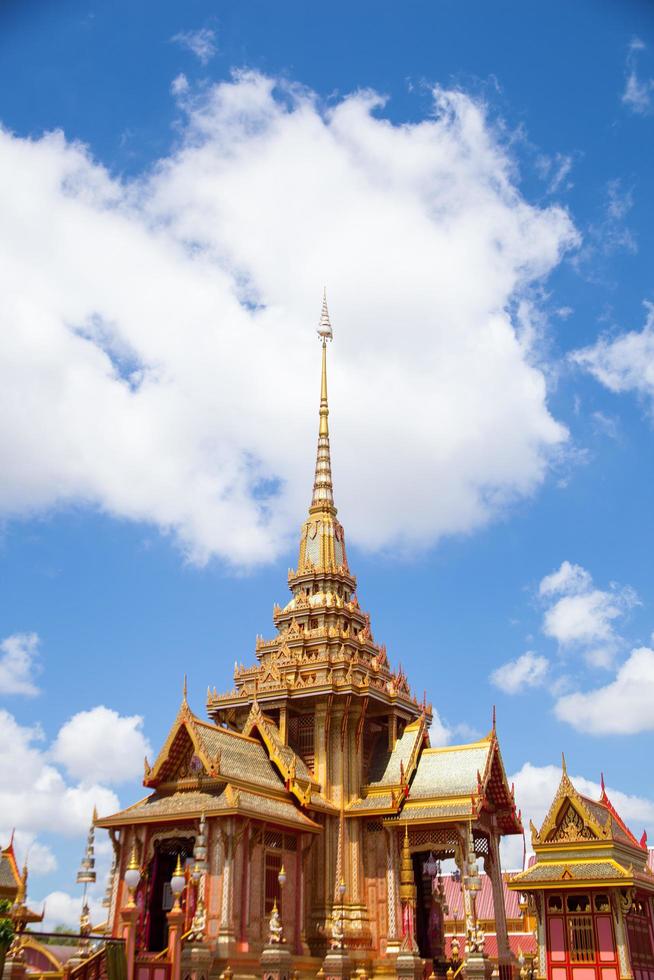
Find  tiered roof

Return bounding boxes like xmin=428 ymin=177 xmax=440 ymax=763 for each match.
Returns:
xmin=97 ymin=297 xmax=521 ymax=845
xmin=96 ymin=695 xmax=320 ymax=832
xmin=0 ymin=837 xmax=22 ymax=900
xmin=510 ymin=763 xmax=654 ymax=892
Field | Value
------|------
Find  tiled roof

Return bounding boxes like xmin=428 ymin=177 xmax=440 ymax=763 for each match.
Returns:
xmin=511 ymin=860 xmax=629 ymax=885
xmin=97 ymin=785 xmax=319 ymax=830
xmin=444 ymin=934 xmax=537 ymax=960
xmin=409 ymin=742 xmax=491 ymax=800
xmin=367 ymin=722 xmax=423 ymax=788
xmin=347 ymin=793 xmax=395 ymax=812
xmin=0 ymin=846 xmax=21 ymax=895
xmin=441 ymin=872 xmax=525 ymax=922
xmin=399 ymin=801 xmax=475 ymax=821
xmin=192 ymin=721 xmax=285 ymax=792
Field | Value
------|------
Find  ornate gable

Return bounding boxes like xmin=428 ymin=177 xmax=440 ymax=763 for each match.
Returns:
xmin=144 ymin=697 xmax=219 ymax=788
xmin=531 ymin=764 xmax=607 ymax=847
xmin=548 ymin=801 xmax=599 ymax=843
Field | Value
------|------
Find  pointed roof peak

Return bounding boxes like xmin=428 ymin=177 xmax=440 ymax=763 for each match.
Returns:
xmin=318 ymin=287 xmax=333 ymax=343
xmin=309 ymin=292 xmax=336 ymax=516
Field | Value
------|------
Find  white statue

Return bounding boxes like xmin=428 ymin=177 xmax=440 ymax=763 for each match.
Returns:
xmin=330 ymin=909 xmax=345 ymax=950
xmin=268 ymin=900 xmax=283 ymax=944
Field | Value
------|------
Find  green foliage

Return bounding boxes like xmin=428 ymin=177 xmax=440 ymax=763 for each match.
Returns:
xmin=0 ymin=898 xmax=15 ymax=947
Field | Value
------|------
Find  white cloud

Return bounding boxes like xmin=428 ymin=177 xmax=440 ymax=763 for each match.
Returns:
xmin=501 ymin=761 xmax=654 ymax=869
xmin=555 ymin=646 xmax=654 ymax=734
xmin=622 ymin=38 xmax=654 ymax=115
xmin=490 ymin=651 xmax=549 ymax=694
xmin=539 ymin=561 xmax=638 ymax=667
xmin=0 ymin=709 xmax=120 ymax=840
xmin=4 ymin=829 xmax=58 ymax=875
xmin=536 ymin=152 xmax=575 ymax=195
xmin=571 ymin=180 xmax=636 ymax=280
xmin=539 ymin=559 xmax=591 ymax=597
xmin=171 ymin=27 xmax=216 ymax=65
xmin=40 ymin=890 xmax=107 ymax=932
xmin=428 ymin=709 xmax=453 ymax=746
xmin=572 ymin=303 xmax=654 ymax=416
xmin=0 ymin=73 xmax=577 ymax=568
xmin=0 ymin=632 xmax=41 ymax=696
xmin=171 ymin=73 xmax=190 ymax=97
xmin=52 ymin=706 xmax=151 ymax=784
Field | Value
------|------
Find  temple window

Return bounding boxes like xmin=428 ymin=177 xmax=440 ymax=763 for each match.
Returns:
xmin=288 ymin=714 xmax=315 ymax=770
xmin=568 ymin=912 xmax=595 ymax=962
xmin=264 ymin=849 xmax=282 ymax=915
xmin=548 ymin=895 xmax=563 ymax=912
xmin=567 ymin=894 xmax=590 ymax=913
xmin=310 ymin=618 xmax=318 ymax=629
xmin=594 ymin=895 xmax=610 ymax=913
xmin=625 ymin=896 xmax=654 ymax=972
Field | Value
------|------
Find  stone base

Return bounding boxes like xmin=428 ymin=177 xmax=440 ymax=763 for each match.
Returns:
xmin=464 ymin=954 xmax=493 ymax=980
xmin=182 ymin=942 xmax=213 ymax=980
xmin=260 ymin=943 xmax=293 ymax=980
xmin=2 ymin=958 xmax=27 ymax=980
xmin=322 ymin=949 xmax=352 ymax=980
xmin=394 ymin=950 xmax=422 ymax=980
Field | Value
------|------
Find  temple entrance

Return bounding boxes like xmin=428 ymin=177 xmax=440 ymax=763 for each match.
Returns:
xmin=144 ymin=836 xmax=194 ymax=952
xmin=412 ymin=852 xmax=447 ymax=968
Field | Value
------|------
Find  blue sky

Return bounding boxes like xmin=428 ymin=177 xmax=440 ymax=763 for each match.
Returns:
xmin=1 ymin=0 xmax=654 ymax=923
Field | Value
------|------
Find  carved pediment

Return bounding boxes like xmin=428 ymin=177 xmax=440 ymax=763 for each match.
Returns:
xmin=548 ymin=802 xmax=597 ymax=843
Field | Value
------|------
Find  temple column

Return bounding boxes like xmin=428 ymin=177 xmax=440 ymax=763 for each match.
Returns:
xmin=487 ymin=832 xmax=511 ymax=970
xmin=455 ymin=826 xmax=474 ymax=937
xmin=612 ymin=893 xmax=634 ymax=980
xmin=396 ymin=826 xmax=422 ymax=980
xmin=167 ymin=904 xmax=184 ymax=980
xmin=239 ymin=823 xmax=250 ymax=950
xmin=218 ymin=818 xmax=236 ymax=955
xmin=384 ymin=828 xmax=401 ymax=954
xmin=533 ymin=895 xmax=547 ymax=980
xmin=120 ymin=905 xmax=138 ymax=980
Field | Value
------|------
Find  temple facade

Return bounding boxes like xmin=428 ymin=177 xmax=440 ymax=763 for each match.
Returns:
xmin=95 ymin=296 xmax=523 ymax=979
xmin=509 ymin=761 xmax=654 ymax=980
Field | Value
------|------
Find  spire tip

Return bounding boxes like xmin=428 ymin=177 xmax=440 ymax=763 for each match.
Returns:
xmin=318 ymin=288 xmax=333 ymax=344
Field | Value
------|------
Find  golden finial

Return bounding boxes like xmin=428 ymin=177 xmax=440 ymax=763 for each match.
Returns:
xmin=173 ymin=852 xmax=184 ymax=878
xmin=127 ymin=843 xmax=140 ymax=872
xmin=182 ymin=674 xmax=188 ymax=702
xmin=561 ymin=751 xmax=567 ymax=776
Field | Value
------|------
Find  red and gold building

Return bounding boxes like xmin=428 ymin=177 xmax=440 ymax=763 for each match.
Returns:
xmin=509 ymin=761 xmax=654 ymax=980
xmin=95 ymin=296 xmax=523 ymax=978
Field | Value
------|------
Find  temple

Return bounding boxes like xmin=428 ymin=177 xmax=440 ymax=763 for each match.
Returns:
xmin=509 ymin=759 xmax=654 ymax=980
xmin=6 ymin=299 xmax=654 ymax=980
xmin=85 ymin=294 xmax=522 ymax=980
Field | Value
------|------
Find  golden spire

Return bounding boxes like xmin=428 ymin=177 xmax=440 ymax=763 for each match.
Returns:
xmin=294 ymin=291 xmax=349 ymax=576
xmin=310 ymin=289 xmax=335 ymax=516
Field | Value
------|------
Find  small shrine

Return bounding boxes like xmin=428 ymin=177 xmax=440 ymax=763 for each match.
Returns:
xmin=509 ymin=759 xmax=654 ymax=980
